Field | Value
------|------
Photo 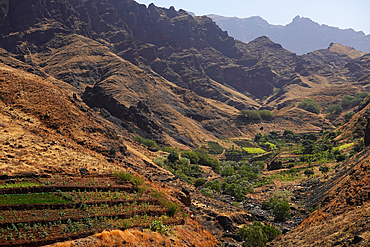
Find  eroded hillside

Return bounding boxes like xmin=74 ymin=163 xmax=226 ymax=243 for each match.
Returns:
xmin=0 ymin=0 xmax=370 ymax=246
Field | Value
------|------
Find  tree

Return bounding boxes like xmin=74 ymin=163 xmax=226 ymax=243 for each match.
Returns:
xmin=319 ymin=166 xmax=329 ymax=173
xmin=326 ymin=104 xmax=343 ymax=114
xmin=273 ymin=200 xmax=291 ymax=222
xmin=181 ymin=150 xmax=199 ymax=164
xmin=167 ymin=151 xmax=179 ymax=163
xmin=341 ymin=95 xmax=354 ymax=108
xmin=237 ymin=221 xmax=281 ymax=247
xmin=221 ymin=165 xmax=235 ymax=177
xmin=304 ymin=169 xmax=314 ymax=177
xmin=298 ymin=99 xmax=320 ymax=114
xmin=344 ymin=111 xmax=355 ymax=122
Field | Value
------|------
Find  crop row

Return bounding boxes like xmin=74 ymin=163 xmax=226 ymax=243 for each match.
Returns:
xmin=0 ymin=214 xmax=185 ymax=246
xmin=0 ymin=202 xmax=165 ymax=225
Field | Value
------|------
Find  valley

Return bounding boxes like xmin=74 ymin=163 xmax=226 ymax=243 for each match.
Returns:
xmin=0 ymin=0 xmax=369 ymax=246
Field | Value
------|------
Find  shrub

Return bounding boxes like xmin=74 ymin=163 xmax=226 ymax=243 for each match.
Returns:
xmin=167 ymin=151 xmax=179 ymax=163
xmin=298 ymin=99 xmax=320 ymax=114
xmin=150 ymin=220 xmax=168 ymax=234
xmin=161 ymin=146 xmax=179 ymax=154
xmin=208 ymin=141 xmax=225 ymax=154
xmin=259 ymin=110 xmax=273 ymax=121
xmin=151 ymin=190 xmax=179 ymax=216
xmin=179 ymin=157 xmax=190 ymax=166
xmin=133 ymin=136 xmax=159 ymax=149
xmin=336 ymin=154 xmax=346 ymax=162
xmin=195 ymin=152 xmax=220 ymax=173
xmin=237 ymin=221 xmax=281 ymax=247
xmin=204 ymin=180 xmax=221 ymax=192
xmin=181 ymin=150 xmax=200 ymax=164
xmin=341 ymin=95 xmax=354 ymax=108
xmin=342 ymin=92 xmax=368 ymax=109
xmin=304 ymin=169 xmax=314 ymax=176
xmin=344 ymin=111 xmax=355 ymax=122
xmin=240 ymin=110 xmax=261 ymax=121
xmin=194 ymin=178 xmax=207 ymax=187
xmin=153 ymin=156 xmax=166 ymax=166
xmin=261 ymin=191 xmax=292 ymax=222
xmin=200 ymin=187 xmax=214 ymax=198
xmin=326 ymin=104 xmax=343 ymax=114
xmin=319 ymin=166 xmax=329 ymax=173
xmin=113 ymin=171 xmax=145 ymax=186
xmin=273 ymin=200 xmax=291 ymax=222
xmin=167 ymin=202 xmax=180 ymax=217
xmin=301 ymin=140 xmax=316 ymax=154
xmin=222 ymin=179 xmax=254 ymax=201
xmin=221 ymin=165 xmax=235 ymax=177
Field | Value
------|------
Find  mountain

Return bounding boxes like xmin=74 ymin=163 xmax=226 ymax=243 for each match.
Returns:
xmin=1 ymin=0 xmax=370 ymax=246
xmin=208 ymin=14 xmax=370 ymax=55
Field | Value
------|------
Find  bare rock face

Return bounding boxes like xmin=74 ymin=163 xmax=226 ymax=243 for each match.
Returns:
xmin=0 ymin=0 xmax=369 ymax=147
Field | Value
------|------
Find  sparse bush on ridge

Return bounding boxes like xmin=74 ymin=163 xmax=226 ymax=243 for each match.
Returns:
xmin=239 ymin=110 xmax=273 ymax=121
xmin=326 ymin=104 xmax=342 ymax=114
xmin=298 ymin=98 xmax=320 ymax=114
xmin=133 ymin=136 xmax=159 ymax=149
xmin=341 ymin=92 xmax=369 ymax=109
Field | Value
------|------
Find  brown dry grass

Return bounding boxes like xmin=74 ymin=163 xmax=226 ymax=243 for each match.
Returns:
xmin=274 ymin=150 xmax=370 ymax=246
xmin=47 ymin=219 xmax=218 ymax=247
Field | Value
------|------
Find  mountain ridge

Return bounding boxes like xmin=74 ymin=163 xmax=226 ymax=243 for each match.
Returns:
xmin=208 ymin=14 xmax=370 ymax=55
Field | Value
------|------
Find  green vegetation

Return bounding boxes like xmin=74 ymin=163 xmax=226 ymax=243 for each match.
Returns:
xmin=242 ymin=147 xmax=266 ymax=154
xmin=151 ymin=190 xmax=179 ymax=217
xmin=207 ymin=141 xmax=225 ymax=154
xmin=195 ymin=152 xmax=220 ymax=173
xmin=113 ymin=171 xmax=145 ymax=187
xmin=193 ymin=178 xmax=207 ymax=187
xmin=0 ymin=181 xmax=41 ymax=189
xmin=200 ymin=187 xmax=214 ymax=198
xmin=167 ymin=151 xmax=179 ymax=163
xmin=149 ymin=220 xmax=169 ymax=234
xmin=237 ymin=221 xmax=281 ymax=247
xmin=341 ymin=92 xmax=369 ymax=109
xmin=239 ymin=110 xmax=273 ymax=121
xmin=133 ymin=136 xmax=159 ymax=149
xmin=0 ymin=193 xmax=73 ymax=205
xmin=161 ymin=146 xmax=179 ymax=154
xmin=304 ymin=169 xmax=314 ymax=177
xmin=319 ymin=166 xmax=329 ymax=173
xmin=334 ymin=143 xmax=354 ymax=151
xmin=344 ymin=111 xmax=355 ymax=122
xmin=219 ymin=160 xmax=262 ymax=201
xmin=298 ymin=98 xmax=320 ymax=114
xmin=181 ymin=150 xmax=200 ymax=164
xmin=326 ymin=104 xmax=342 ymax=114
xmin=261 ymin=191 xmax=292 ymax=222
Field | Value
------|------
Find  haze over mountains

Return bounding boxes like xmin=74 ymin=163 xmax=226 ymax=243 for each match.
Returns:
xmin=208 ymin=14 xmax=370 ymax=55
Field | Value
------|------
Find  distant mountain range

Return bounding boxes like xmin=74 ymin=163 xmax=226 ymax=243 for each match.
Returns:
xmin=208 ymin=15 xmax=370 ymax=55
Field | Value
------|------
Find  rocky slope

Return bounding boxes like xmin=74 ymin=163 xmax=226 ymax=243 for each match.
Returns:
xmin=209 ymin=14 xmax=370 ymax=54
xmin=0 ymin=0 xmax=369 ymax=147
xmin=0 ymin=1 xmax=370 ymax=245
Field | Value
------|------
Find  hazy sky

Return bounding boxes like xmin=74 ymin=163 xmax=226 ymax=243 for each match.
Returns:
xmin=136 ymin=0 xmax=370 ymax=35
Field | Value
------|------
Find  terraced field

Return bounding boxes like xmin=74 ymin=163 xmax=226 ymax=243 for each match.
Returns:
xmin=0 ymin=173 xmax=184 ymax=246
